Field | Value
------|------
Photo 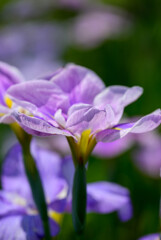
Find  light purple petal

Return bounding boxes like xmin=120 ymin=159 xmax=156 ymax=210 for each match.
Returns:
xmin=7 ymin=80 xmax=60 ymax=107
xmin=94 ymin=85 xmax=143 ymax=123
xmin=0 ymin=191 xmax=26 ymax=216
xmin=12 ymin=110 xmax=74 ymax=137
xmin=96 ymin=109 xmax=161 ymax=142
xmin=0 ymin=216 xmax=27 ymax=240
xmin=86 ymin=182 xmax=132 ymax=216
xmin=69 ymin=69 xmax=105 ymax=104
xmin=138 ymin=233 xmax=160 ymax=240
xmin=129 ymin=109 xmax=161 ymax=133
xmin=67 ymin=104 xmax=115 ymax=134
xmin=94 ymin=85 xmax=143 ymax=109
xmin=67 ymin=104 xmax=99 ymax=128
xmin=7 ymin=80 xmax=68 ymax=115
xmin=51 ymin=63 xmax=105 ymax=95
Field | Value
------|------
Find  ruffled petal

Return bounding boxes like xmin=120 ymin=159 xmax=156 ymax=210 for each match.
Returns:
xmin=12 ymin=111 xmax=74 ymax=137
xmin=67 ymin=104 xmax=115 ymax=134
xmin=94 ymin=85 xmax=143 ymax=109
xmin=0 ymin=216 xmax=27 ymax=240
xmin=96 ymin=109 xmax=161 ymax=142
xmin=7 ymin=80 xmax=69 ymax=115
xmin=51 ymin=63 xmax=105 ymax=96
xmin=94 ymin=85 xmax=143 ymax=123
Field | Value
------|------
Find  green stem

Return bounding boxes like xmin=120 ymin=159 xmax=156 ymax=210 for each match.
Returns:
xmin=72 ymin=161 xmax=87 ymax=235
xmin=11 ymin=124 xmax=51 ymax=240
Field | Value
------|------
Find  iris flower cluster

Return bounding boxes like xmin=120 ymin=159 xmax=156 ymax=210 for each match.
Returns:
xmin=0 ymin=61 xmax=161 ymax=239
xmin=0 ymin=140 xmax=132 ymax=239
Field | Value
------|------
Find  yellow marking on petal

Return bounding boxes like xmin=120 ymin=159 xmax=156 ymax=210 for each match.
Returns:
xmin=0 ymin=113 xmax=5 ymax=116
xmin=113 ymin=127 xmax=122 ymax=131
xmin=5 ymin=96 xmax=13 ymax=108
xmin=49 ymin=211 xmax=63 ymax=224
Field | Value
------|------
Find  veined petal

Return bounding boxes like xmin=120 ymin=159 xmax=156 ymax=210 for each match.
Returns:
xmin=7 ymin=80 xmax=62 ymax=108
xmin=94 ymin=85 xmax=143 ymax=109
xmin=8 ymin=80 xmax=70 ymax=116
xmin=69 ymin=71 xmax=105 ymax=104
xmin=51 ymin=63 xmax=105 ymax=96
xmin=94 ymin=85 xmax=143 ymax=123
xmin=12 ymin=111 xmax=74 ymax=137
xmin=96 ymin=109 xmax=161 ymax=142
xmin=0 ymin=216 xmax=27 ymax=240
xmin=67 ymin=104 xmax=115 ymax=135
xmin=67 ymin=105 xmax=100 ymax=128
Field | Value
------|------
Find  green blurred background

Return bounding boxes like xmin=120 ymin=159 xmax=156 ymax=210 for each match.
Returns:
xmin=0 ymin=0 xmax=161 ymax=239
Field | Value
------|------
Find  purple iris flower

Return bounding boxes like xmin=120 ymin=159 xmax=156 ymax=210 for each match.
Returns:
xmin=0 ymin=141 xmax=68 ymax=239
xmin=0 ymin=141 xmax=132 ymax=239
xmin=138 ymin=233 xmax=160 ymax=240
xmin=133 ymin=132 xmax=161 ymax=178
xmin=71 ymin=7 xmax=131 ymax=49
xmin=6 ymin=63 xmax=161 ymax=159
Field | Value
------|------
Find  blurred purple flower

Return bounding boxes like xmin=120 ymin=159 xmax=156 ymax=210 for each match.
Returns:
xmin=93 ymin=134 xmax=134 ymax=158
xmin=71 ymin=7 xmax=131 ymax=49
xmin=138 ymin=233 xmax=160 ymax=240
xmin=0 ymin=141 xmax=68 ymax=239
xmin=133 ymin=132 xmax=161 ymax=178
xmin=0 ymin=24 xmax=64 ymax=79
xmin=0 ymin=141 xmax=132 ymax=238
xmin=7 ymin=64 xmax=161 ymax=153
